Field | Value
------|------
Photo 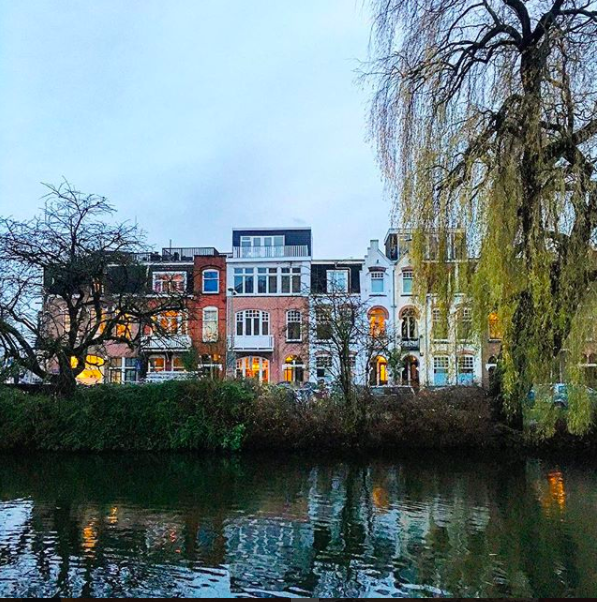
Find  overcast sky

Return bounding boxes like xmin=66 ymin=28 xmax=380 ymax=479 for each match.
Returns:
xmin=0 ymin=0 xmax=390 ymax=258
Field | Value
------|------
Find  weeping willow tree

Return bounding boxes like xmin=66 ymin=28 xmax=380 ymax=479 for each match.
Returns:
xmin=368 ymin=0 xmax=597 ymax=431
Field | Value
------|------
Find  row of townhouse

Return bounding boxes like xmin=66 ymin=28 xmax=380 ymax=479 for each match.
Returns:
xmin=67 ymin=226 xmax=502 ymax=388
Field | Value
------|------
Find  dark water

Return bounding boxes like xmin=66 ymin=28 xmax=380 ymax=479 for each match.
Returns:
xmin=0 ymin=453 xmax=596 ymax=598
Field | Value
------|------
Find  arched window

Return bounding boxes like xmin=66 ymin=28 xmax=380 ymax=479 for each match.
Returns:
xmin=283 ymin=356 xmax=305 ymax=384
xmin=202 ymin=269 xmax=219 ymax=294
xmin=286 ymin=310 xmax=302 ymax=342
xmin=369 ymin=307 xmax=387 ymax=337
xmin=369 ymin=356 xmax=388 ymax=386
xmin=236 ymin=310 xmax=270 ymax=336
xmin=400 ymin=307 xmax=418 ymax=341
xmin=202 ymin=307 xmax=218 ymax=342
xmin=236 ymin=356 xmax=269 ymax=383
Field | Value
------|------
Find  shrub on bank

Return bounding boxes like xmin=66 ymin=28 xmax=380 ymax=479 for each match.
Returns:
xmin=0 ymin=381 xmax=519 ymax=452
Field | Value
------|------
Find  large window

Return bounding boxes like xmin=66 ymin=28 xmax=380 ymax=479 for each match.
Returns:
xmin=172 ymin=355 xmax=186 ymax=372
xmin=198 ymin=354 xmax=223 ymax=379
xmin=371 ymin=271 xmax=385 ymax=294
xmin=257 ymin=267 xmax=279 ymax=294
xmin=236 ymin=310 xmax=270 ymax=336
xmin=236 ymin=356 xmax=270 ymax=382
xmin=240 ymin=235 xmax=285 ymax=257
xmin=370 ymin=356 xmax=388 ymax=386
xmin=401 ymin=308 xmax=418 ymax=340
xmin=202 ymin=307 xmax=219 ymax=342
xmin=326 ymin=270 xmax=348 ymax=293
xmin=316 ymin=355 xmax=332 ymax=380
xmin=369 ymin=307 xmax=387 ymax=337
xmin=433 ymin=356 xmax=449 ymax=386
xmin=457 ymin=355 xmax=475 ymax=385
xmin=148 ymin=355 xmax=166 ymax=373
xmin=157 ymin=311 xmax=187 ymax=335
xmin=116 ymin=314 xmax=134 ymax=340
xmin=283 ymin=356 xmax=305 ymax=384
xmin=234 ymin=268 xmax=254 ymax=294
xmin=457 ymin=307 xmax=473 ymax=341
xmin=153 ymin=272 xmax=186 ymax=293
xmin=432 ymin=308 xmax=449 ymax=342
xmin=402 ymin=270 xmax=413 ymax=295
xmin=202 ymin=270 xmax=219 ymax=294
xmin=282 ymin=267 xmax=302 ymax=293
xmin=316 ymin=307 xmax=332 ymax=340
xmin=108 ymin=357 xmax=138 ymax=384
xmin=286 ymin=310 xmax=302 ymax=342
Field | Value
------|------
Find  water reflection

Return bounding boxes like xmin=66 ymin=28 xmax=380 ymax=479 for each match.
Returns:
xmin=0 ymin=454 xmax=596 ymax=598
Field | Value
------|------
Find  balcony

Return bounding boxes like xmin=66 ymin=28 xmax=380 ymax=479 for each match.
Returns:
xmin=232 ymin=245 xmax=309 ymax=259
xmin=133 ymin=247 xmax=218 ymax=263
xmin=142 ymin=334 xmax=192 ymax=351
xmin=400 ymin=338 xmax=420 ymax=351
xmin=233 ymin=335 xmax=274 ymax=352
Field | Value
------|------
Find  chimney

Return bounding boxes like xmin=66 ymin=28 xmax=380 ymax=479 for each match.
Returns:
xmin=370 ymin=239 xmax=379 ymax=251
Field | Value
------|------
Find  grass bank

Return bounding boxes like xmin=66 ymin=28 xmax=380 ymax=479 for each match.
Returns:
xmin=0 ymin=380 xmax=588 ymax=453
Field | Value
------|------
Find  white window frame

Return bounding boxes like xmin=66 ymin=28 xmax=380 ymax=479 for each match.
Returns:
xmin=172 ymin=354 xmax=187 ymax=372
xmin=286 ymin=310 xmax=302 ymax=342
xmin=371 ymin=271 xmax=385 ymax=294
xmin=202 ymin=307 xmax=219 ymax=342
xmin=234 ymin=268 xmax=255 ymax=294
xmin=402 ymin=270 xmax=413 ymax=295
xmin=432 ymin=308 xmax=449 ymax=342
xmin=202 ymin=269 xmax=219 ymax=294
xmin=316 ymin=354 xmax=332 ymax=380
xmin=152 ymin=271 xmax=187 ymax=294
xmin=235 ymin=310 xmax=270 ymax=337
xmin=148 ymin=355 xmax=166 ymax=373
xmin=326 ymin=269 xmax=349 ymax=293
xmin=401 ymin=308 xmax=418 ymax=340
xmin=458 ymin=355 xmax=475 ymax=374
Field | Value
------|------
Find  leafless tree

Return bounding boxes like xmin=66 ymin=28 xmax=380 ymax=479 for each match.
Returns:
xmin=0 ymin=181 xmax=187 ymax=396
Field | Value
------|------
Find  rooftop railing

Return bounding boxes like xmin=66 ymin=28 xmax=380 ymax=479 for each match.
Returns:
xmin=132 ymin=247 xmax=218 ymax=263
xmin=232 ymin=245 xmax=309 ymax=259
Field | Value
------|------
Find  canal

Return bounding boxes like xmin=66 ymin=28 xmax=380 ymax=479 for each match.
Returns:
xmin=0 ymin=453 xmax=595 ymax=598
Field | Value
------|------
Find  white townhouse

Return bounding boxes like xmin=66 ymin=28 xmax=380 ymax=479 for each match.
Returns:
xmin=384 ymin=228 xmax=484 ymax=387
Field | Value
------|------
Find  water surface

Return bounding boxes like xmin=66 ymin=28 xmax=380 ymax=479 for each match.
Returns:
xmin=0 ymin=453 xmax=596 ymax=598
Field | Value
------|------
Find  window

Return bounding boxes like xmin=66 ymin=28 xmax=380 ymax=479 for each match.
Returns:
xmin=286 ymin=310 xmax=302 ymax=341
xmin=370 ymin=356 xmax=388 ymax=386
xmin=369 ymin=307 xmax=387 ymax=337
xmin=157 ymin=311 xmax=187 ymax=335
xmin=108 ymin=357 xmax=138 ymax=384
xmin=257 ymin=267 xmax=279 ymax=294
xmin=326 ymin=270 xmax=348 ymax=293
xmin=457 ymin=355 xmax=475 ymax=385
xmin=283 ymin=356 xmax=305 ymax=384
xmin=371 ymin=272 xmax=385 ymax=294
xmin=116 ymin=314 xmax=134 ymax=340
xmin=433 ymin=356 xmax=449 ymax=386
xmin=402 ymin=270 xmax=413 ymax=295
xmin=203 ymin=307 xmax=219 ymax=342
xmin=234 ymin=268 xmax=254 ymax=294
xmin=153 ymin=272 xmax=187 ymax=293
xmin=432 ymin=308 xmax=449 ymax=341
xmin=240 ymin=235 xmax=285 ymax=257
xmin=172 ymin=355 xmax=186 ymax=372
xmin=203 ymin=270 xmax=219 ymax=294
xmin=316 ymin=355 xmax=332 ymax=380
xmin=281 ymin=267 xmax=301 ymax=294
xmin=488 ymin=312 xmax=502 ymax=341
xmin=316 ymin=307 xmax=332 ymax=340
xmin=198 ymin=354 xmax=223 ymax=379
xmin=236 ymin=356 xmax=269 ymax=382
xmin=236 ymin=310 xmax=270 ymax=336
xmin=457 ymin=307 xmax=473 ymax=341
xmin=148 ymin=356 xmax=166 ymax=372
xmin=401 ymin=308 xmax=418 ymax=340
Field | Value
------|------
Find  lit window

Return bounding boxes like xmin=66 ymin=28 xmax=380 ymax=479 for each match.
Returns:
xmin=152 ymin=272 xmax=187 ymax=294
xmin=172 ymin=355 xmax=186 ymax=372
xmin=371 ymin=272 xmax=384 ymax=294
xmin=157 ymin=311 xmax=187 ymax=335
xmin=116 ymin=314 xmax=134 ymax=340
xmin=402 ymin=270 xmax=413 ymax=295
xmin=108 ymin=357 xmax=138 ymax=384
xmin=286 ymin=310 xmax=302 ymax=341
xmin=236 ymin=310 xmax=270 ymax=336
xmin=488 ymin=312 xmax=502 ymax=340
xmin=433 ymin=356 xmax=449 ymax=386
xmin=369 ymin=356 xmax=388 ymax=386
xmin=148 ymin=356 xmax=166 ymax=372
xmin=202 ymin=307 xmax=219 ymax=342
xmin=202 ymin=270 xmax=219 ymax=294
xmin=283 ymin=356 xmax=304 ymax=384
xmin=369 ymin=308 xmax=387 ymax=337
xmin=236 ymin=356 xmax=269 ymax=382
xmin=326 ymin=270 xmax=348 ymax=293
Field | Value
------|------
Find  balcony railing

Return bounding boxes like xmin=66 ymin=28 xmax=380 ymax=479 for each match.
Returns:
xmin=400 ymin=338 xmax=420 ymax=351
xmin=145 ymin=371 xmax=195 ymax=383
xmin=232 ymin=245 xmax=309 ymax=259
xmin=233 ymin=335 xmax=274 ymax=352
xmin=141 ymin=334 xmax=192 ymax=351
xmin=133 ymin=247 xmax=218 ymax=263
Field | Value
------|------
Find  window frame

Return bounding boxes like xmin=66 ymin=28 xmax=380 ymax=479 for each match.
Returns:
xmin=202 ymin=269 xmax=220 ymax=294
xmin=326 ymin=269 xmax=349 ymax=293
xmin=152 ymin=271 xmax=187 ymax=294
xmin=202 ymin=306 xmax=219 ymax=342
xmin=402 ymin=269 xmax=414 ymax=295
xmin=286 ymin=309 xmax=302 ymax=342
xmin=371 ymin=271 xmax=385 ymax=294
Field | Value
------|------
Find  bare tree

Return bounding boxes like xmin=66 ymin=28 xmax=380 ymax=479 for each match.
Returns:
xmin=0 ymin=181 xmax=187 ymax=396
xmin=367 ymin=0 xmax=597 ymax=427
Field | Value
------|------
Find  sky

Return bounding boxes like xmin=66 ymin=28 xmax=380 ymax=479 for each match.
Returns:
xmin=0 ymin=0 xmax=390 ymax=259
